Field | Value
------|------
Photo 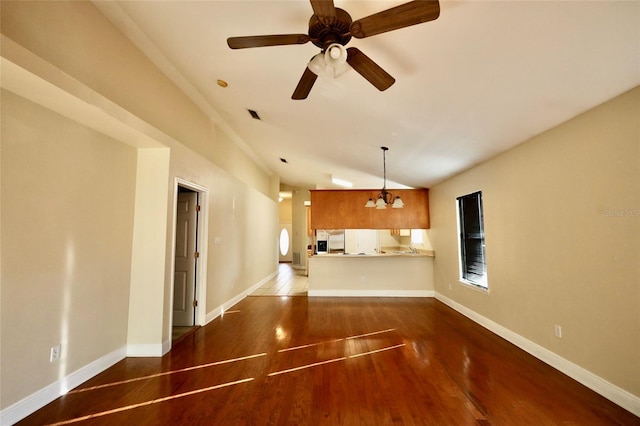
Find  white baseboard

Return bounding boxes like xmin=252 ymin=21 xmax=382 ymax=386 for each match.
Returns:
xmin=308 ymin=290 xmax=435 ymax=298
xmin=162 ymin=338 xmax=172 ymax=356
xmin=205 ymin=270 xmax=278 ymax=324
xmin=435 ymin=292 xmax=640 ymax=417
xmin=126 ymin=343 xmax=164 ymax=357
xmin=0 ymin=346 xmax=126 ymax=426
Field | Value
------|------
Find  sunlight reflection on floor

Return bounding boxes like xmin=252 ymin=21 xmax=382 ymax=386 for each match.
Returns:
xmin=50 ymin=327 xmax=403 ymax=425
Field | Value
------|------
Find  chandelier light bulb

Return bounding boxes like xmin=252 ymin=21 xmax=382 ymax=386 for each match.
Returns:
xmin=365 ymin=146 xmax=404 ymax=209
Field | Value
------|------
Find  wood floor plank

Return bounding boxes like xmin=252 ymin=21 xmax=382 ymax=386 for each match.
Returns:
xmin=16 ymin=297 xmax=639 ymax=425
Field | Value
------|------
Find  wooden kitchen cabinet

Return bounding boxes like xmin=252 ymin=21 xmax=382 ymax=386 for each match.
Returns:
xmin=310 ymin=189 xmax=429 ymax=230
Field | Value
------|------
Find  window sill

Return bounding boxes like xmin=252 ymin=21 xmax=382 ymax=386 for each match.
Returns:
xmin=459 ymin=280 xmax=489 ymax=293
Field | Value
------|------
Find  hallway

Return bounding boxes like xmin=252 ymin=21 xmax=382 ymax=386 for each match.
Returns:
xmin=250 ymin=263 xmax=308 ymax=296
xmin=171 ymin=264 xmax=306 ymax=344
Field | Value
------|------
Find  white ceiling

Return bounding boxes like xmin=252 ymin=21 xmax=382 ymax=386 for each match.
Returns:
xmin=95 ymin=0 xmax=639 ymax=190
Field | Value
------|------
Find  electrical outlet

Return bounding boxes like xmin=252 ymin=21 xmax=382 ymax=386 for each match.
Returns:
xmin=360 ymin=275 xmax=366 ymax=283
xmin=448 ymin=282 xmax=452 ymax=290
xmin=554 ymin=325 xmax=562 ymax=338
xmin=50 ymin=344 xmax=61 ymax=362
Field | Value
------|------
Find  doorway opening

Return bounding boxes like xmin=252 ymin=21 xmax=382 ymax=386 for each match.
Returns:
xmin=278 ymin=191 xmax=293 ymax=263
xmin=171 ymin=180 xmax=208 ymax=344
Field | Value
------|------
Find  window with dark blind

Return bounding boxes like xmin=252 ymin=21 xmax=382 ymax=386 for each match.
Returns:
xmin=457 ymin=191 xmax=488 ymax=289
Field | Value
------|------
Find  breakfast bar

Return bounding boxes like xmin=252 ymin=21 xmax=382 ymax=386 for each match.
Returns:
xmin=308 ymin=251 xmax=435 ymax=297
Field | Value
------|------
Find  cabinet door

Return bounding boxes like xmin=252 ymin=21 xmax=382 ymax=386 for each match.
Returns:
xmin=310 ymin=189 xmax=429 ymax=229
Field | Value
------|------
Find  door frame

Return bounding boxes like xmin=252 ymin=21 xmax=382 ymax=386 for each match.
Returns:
xmin=169 ymin=178 xmax=209 ymax=332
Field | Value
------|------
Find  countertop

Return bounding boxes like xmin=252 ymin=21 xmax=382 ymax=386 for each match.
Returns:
xmin=312 ymin=250 xmax=434 ymax=258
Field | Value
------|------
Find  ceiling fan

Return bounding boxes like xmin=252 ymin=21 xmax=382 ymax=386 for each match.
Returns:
xmin=227 ymin=0 xmax=440 ymax=99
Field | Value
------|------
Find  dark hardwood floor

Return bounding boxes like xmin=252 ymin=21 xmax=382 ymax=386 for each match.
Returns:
xmin=17 ymin=297 xmax=639 ymax=425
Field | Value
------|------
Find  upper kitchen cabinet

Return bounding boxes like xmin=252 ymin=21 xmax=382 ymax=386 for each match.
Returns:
xmin=310 ymin=189 xmax=429 ymax=230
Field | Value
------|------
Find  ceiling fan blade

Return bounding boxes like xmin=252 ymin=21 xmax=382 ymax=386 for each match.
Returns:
xmin=349 ymin=0 xmax=440 ymax=39
xmin=227 ymin=34 xmax=310 ymax=49
xmin=292 ymin=67 xmax=318 ymax=100
xmin=347 ymin=47 xmax=395 ymax=91
xmin=310 ymin=0 xmax=337 ymax=24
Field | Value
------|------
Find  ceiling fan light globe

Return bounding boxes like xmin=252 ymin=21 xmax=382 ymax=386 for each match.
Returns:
xmin=333 ymin=62 xmax=351 ymax=77
xmin=307 ymin=53 xmax=326 ymax=75
xmin=324 ymin=43 xmax=347 ymax=70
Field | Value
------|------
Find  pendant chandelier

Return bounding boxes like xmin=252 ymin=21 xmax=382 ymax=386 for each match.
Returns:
xmin=365 ymin=146 xmax=404 ymax=209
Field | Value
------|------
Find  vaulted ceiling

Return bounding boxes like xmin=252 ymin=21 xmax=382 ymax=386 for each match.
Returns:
xmin=95 ymin=0 xmax=640 ymax=190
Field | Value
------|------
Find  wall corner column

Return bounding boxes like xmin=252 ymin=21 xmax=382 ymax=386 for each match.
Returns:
xmin=127 ymin=147 xmax=171 ymax=356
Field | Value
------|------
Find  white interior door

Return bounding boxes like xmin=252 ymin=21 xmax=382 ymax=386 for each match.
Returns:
xmin=173 ymin=191 xmax=198 ymax=326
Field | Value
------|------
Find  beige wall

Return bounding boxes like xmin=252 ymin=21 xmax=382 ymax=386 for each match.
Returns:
xmin=428 ymin=87 xmax=640 ymax=397
xmin=279 ymin=197 xmax=293 ymax=223
xmin=0 ymin=0 xmax=272 ymax=198
xmin=213 ymin=125 xmax=273 ymax=197
xmin=1 ymin=90 xmax=138 ymax=407
xmin=1 ymin=0 xmax=279 ymax=415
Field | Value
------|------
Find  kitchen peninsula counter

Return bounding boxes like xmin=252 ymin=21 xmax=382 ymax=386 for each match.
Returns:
xmin=308 ymin=251 xmax=435 ymax=297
